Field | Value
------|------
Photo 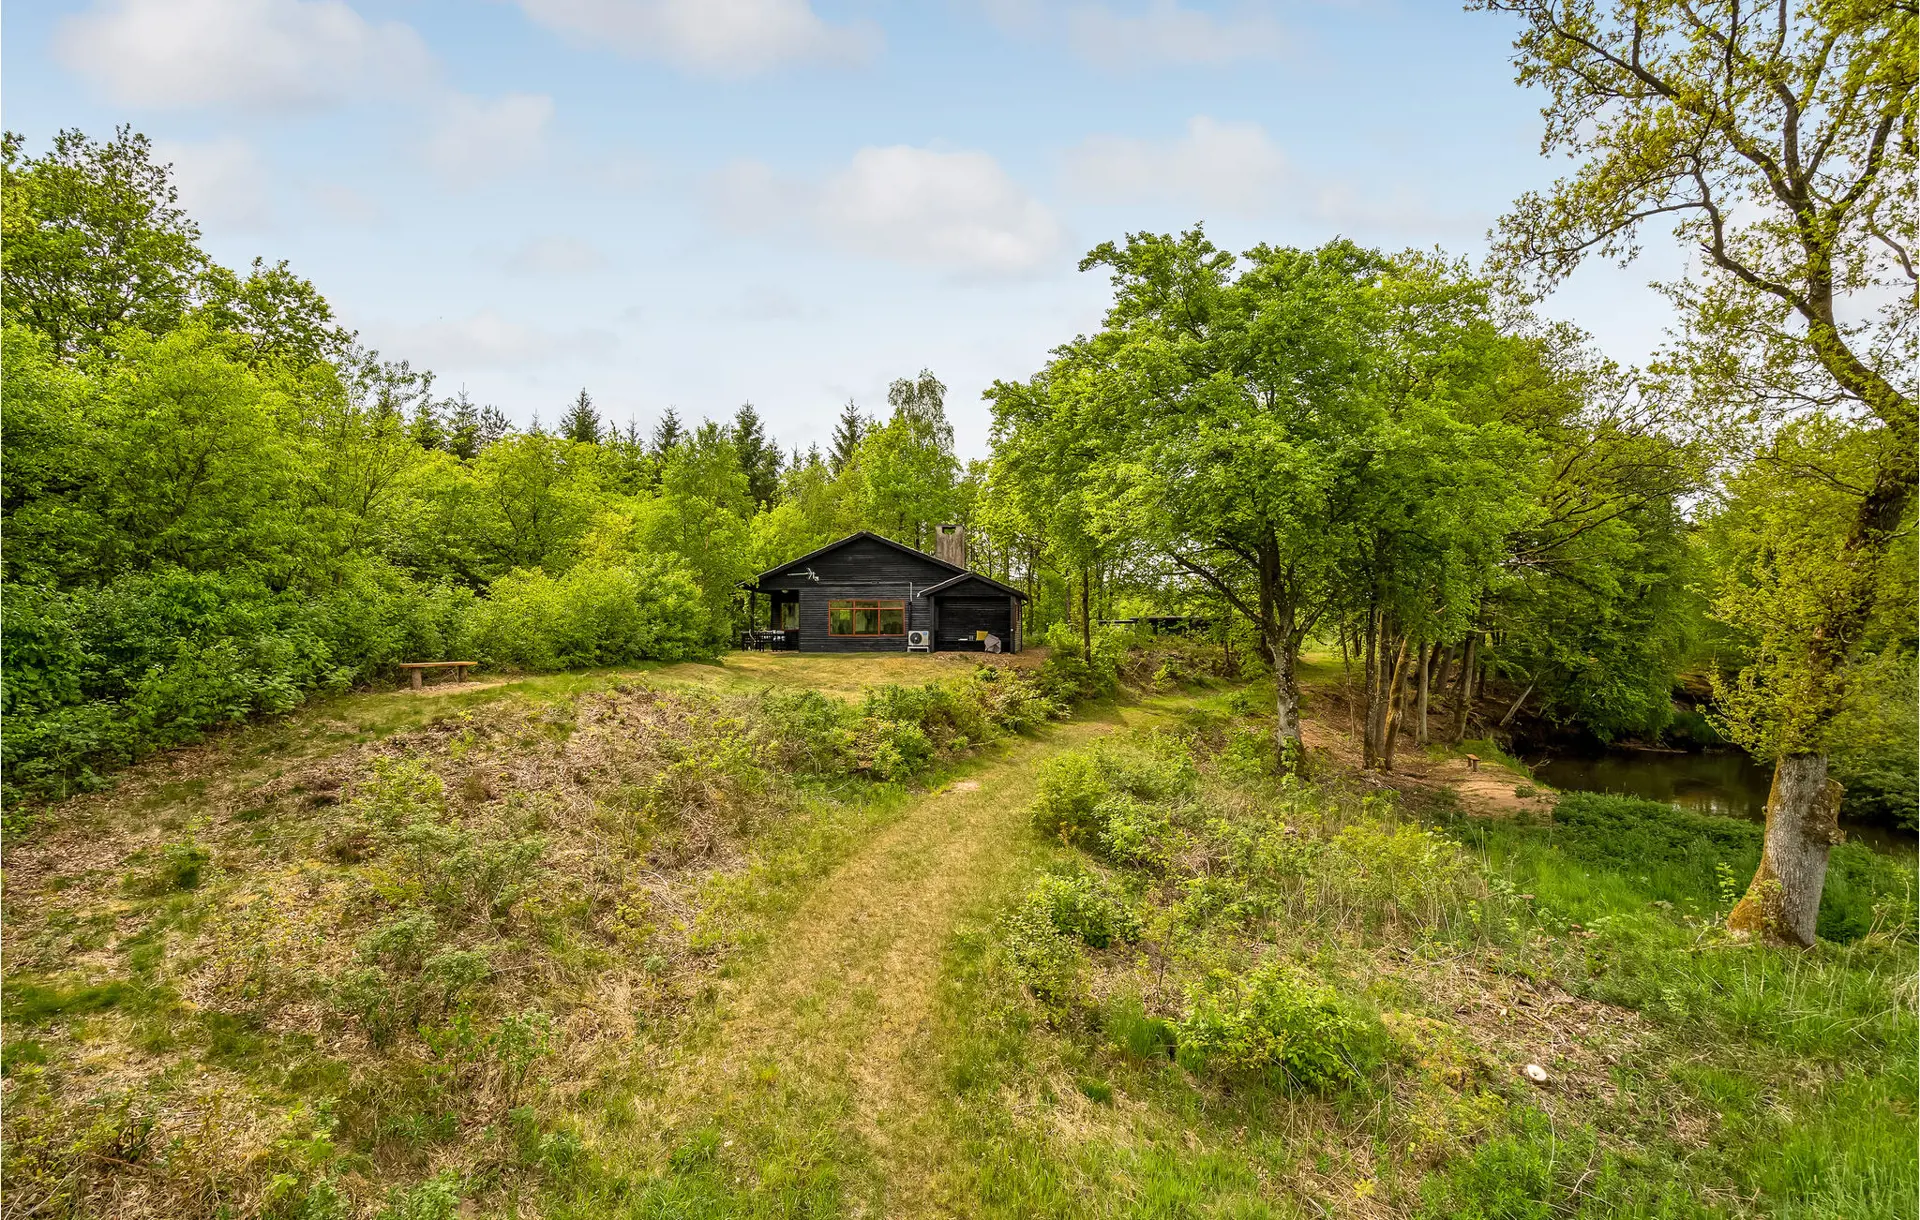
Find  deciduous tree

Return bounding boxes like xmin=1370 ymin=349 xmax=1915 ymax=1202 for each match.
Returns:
xmin=1480 ymin=0 xmax=1918 ymax=943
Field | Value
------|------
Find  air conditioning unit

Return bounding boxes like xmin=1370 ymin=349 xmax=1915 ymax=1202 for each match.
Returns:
xmin=906 ymin=630 xmax=931 ymax=653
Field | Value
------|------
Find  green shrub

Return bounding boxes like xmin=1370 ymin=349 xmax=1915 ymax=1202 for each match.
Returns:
xmin=377 ymin=1172 xmax=461 ymax=1220
xmin=2 ymin=569 xmax=338 ymax=801
xmin=997 ymin=898 xmax=1087 ymax=1021
xmin=838 ymin=714 xmax=933 ymax=781
xmin=1030 ymin=752 xmax=1109 ymax=845
xmin=1094 ymin=795 xmax=1173 ymax=869
xmin=1035 ymin=622 xmax=1122 ymax=702
xmin=466 ymin=555 xmax=712 ymax=670
xmin=753 ymin=689 xmax=846 ymax=774
xmin=1174 ymin=961 xmax=1377 ymax=1092
xmin=756 ymin=675 xmax=1061 ymax=785
xmin=1024 ymin=871 xmax=1141 ymax=949
xmin=1 ymin=560 xmax=480 ymax=804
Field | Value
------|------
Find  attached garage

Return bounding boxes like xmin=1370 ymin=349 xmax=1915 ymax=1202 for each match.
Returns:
xmin=924 ymin=574 xmax=1024 ymax=653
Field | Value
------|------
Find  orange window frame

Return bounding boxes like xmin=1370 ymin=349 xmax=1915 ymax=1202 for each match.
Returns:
xmin=827 ymin=599 xmax=906 ymax=636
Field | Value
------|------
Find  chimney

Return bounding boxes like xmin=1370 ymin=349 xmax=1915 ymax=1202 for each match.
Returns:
xmin=934 ymin=523 xmax=966 ymax=569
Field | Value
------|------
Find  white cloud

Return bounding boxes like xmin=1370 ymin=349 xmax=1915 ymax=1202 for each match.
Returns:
xmin=1062 ymin=115 xmax=1467 ymax=234
xmin=819 ymin=147 xmax=1062 ymax=273
xmin=511 ymin=0 xmax=878 ymax=75
xmin=1063 ymin=116 xmax=1289 ymax=215
xmin=714 ymin=146 xmax=1063 ymax=275
xmin=500 ymin=236 xmax=609 ymax=276
xmin=1067 ymin=2 xmax=1288 ymax=68
xmin=426 ymin=93 xmax=555 ymax=186
xmin=383 ymin=309 xmax=617 ymax=368
xmin=55 ymin=0 xmax=433 ymax=109
xmin=154 ymin=136 xmax=275 ymax=229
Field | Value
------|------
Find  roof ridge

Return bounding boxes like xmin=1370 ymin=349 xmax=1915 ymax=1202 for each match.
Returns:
xmin=750 ymin=530 xmax=966 ymax=585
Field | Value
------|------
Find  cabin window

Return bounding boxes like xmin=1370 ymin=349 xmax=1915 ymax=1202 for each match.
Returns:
xmin=778 ymin=601 xmax=799 ymax=629
xmin=828 ymin=599 xmax=905 ymax=636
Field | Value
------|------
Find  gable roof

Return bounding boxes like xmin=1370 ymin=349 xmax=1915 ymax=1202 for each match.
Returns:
xmin=919 ymin=570 xmax=1030 ymax=601
xmin=750 ymin=530 xmax=963 ymax=587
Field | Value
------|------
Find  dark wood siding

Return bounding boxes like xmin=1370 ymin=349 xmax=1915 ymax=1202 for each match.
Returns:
xmin=933 ymin=597 xmax=1012 ymax=651
xmin=796 ymin=582 xmax=937 ymax=652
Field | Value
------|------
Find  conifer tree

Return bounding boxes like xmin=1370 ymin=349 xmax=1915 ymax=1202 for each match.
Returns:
xmin=652 ymin=407 xmax=685 ymax=454
xmin=731 ymin=401 xmax=782 ymax=507
xmin=560 ymin=388 xmax=602 ymax=444
xmin=828 ymin=398 xmax=865 ymax=473
xmin=477 ymin=404 xmax=512 ymax=450
xmin=444 ymin=390 xmax=482 ymax=459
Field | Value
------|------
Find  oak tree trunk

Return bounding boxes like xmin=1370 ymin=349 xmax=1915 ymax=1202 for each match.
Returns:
xmin=1379 ymin=635 xmax=1412 ymax=772
xmin=1362 ymin=612 xmax=1382 ymax=768
xmin=1728 ymin=754 xmax=1843 ymax=947
xmin=1080 ymin=565 xmax=1092 ymax=663
xmin=1431 ymin=644 xmax=1454 ymax=720
xmin=1449 ymin=633 xmax=1478 ymax=744
xmin=1271 ymin=634 xmax=1305 ymax=774
xmin=1415 ymin=641 xmax=1438 ymax=746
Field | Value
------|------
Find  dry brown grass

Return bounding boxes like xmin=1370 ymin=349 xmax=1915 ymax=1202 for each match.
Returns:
xmin=1 ymin=647 xmax=1090 ymax=1219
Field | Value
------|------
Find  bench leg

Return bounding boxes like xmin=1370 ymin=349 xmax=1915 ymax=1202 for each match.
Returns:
xmin=457 ymin=667 xmax=465 ymax=683
xmin=411 ymin=670 xmax=422 ymax=691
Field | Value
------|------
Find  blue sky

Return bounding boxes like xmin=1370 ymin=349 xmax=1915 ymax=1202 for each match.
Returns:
xmin=5 ymin=0 xmax=1688 ymax=457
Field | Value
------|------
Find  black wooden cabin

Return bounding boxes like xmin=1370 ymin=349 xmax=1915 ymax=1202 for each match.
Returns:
xmin=745 ymin=531 xmax=1027 ymax=653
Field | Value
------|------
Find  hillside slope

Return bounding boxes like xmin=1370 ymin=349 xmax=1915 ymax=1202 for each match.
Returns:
xmin=3 ymin=652 xmax=1914 ymax=1219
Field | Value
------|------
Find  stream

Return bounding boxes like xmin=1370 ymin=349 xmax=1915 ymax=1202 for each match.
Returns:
xmin=1527 ymin=746 xmax=1916 ymax=856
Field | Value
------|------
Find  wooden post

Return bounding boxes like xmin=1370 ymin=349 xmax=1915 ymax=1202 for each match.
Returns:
xmin=411 ymin=669 xmax=423 ymax=691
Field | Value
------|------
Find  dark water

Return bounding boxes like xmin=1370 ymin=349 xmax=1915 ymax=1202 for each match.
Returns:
xmin=1530 ymin=748 xmax=1916 ymax=857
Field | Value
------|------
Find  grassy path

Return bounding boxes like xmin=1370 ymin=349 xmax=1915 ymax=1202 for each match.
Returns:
xmin=621 ymin=701 xmax=1162 ymax=1216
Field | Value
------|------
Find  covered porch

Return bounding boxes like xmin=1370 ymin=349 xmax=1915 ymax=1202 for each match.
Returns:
xmin=741 ymin=586 xmax=801 ymax=651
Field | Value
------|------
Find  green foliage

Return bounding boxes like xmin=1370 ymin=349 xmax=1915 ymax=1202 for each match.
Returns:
xmin=1030 ymin=741 xmax=1192 ymax=867
xmin=3 ymin=127 xmax=208 ymax=355
xmin=466 ymin=555 xmax=713 ymax=670
xmin=753 ymin=672 xmax=1064 ymax=785
xmin=1174 ymin=960 xmax=1378 ymax=1092
xmin=376 ymin=1172 xmax=461 ymax=1220
xmin=995 ymin=898 xmax=1086 ymax=1022
xmin=1022 ymin=870 xmax=1140 ymax=950
xmin=1035 ymin=622 xmax=1121 ymax=702
xmin=1029 ymin=751 xmax=1108 ymax=844
xmin=1706 ymin=418 xmax=1906 ymax=758
xmin=1829 ymin=652 xmax=1919 ymax=829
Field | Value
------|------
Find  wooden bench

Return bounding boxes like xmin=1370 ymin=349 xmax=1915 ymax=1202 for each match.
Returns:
xmin=399 ymin=661 xmax=478 ymax=691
